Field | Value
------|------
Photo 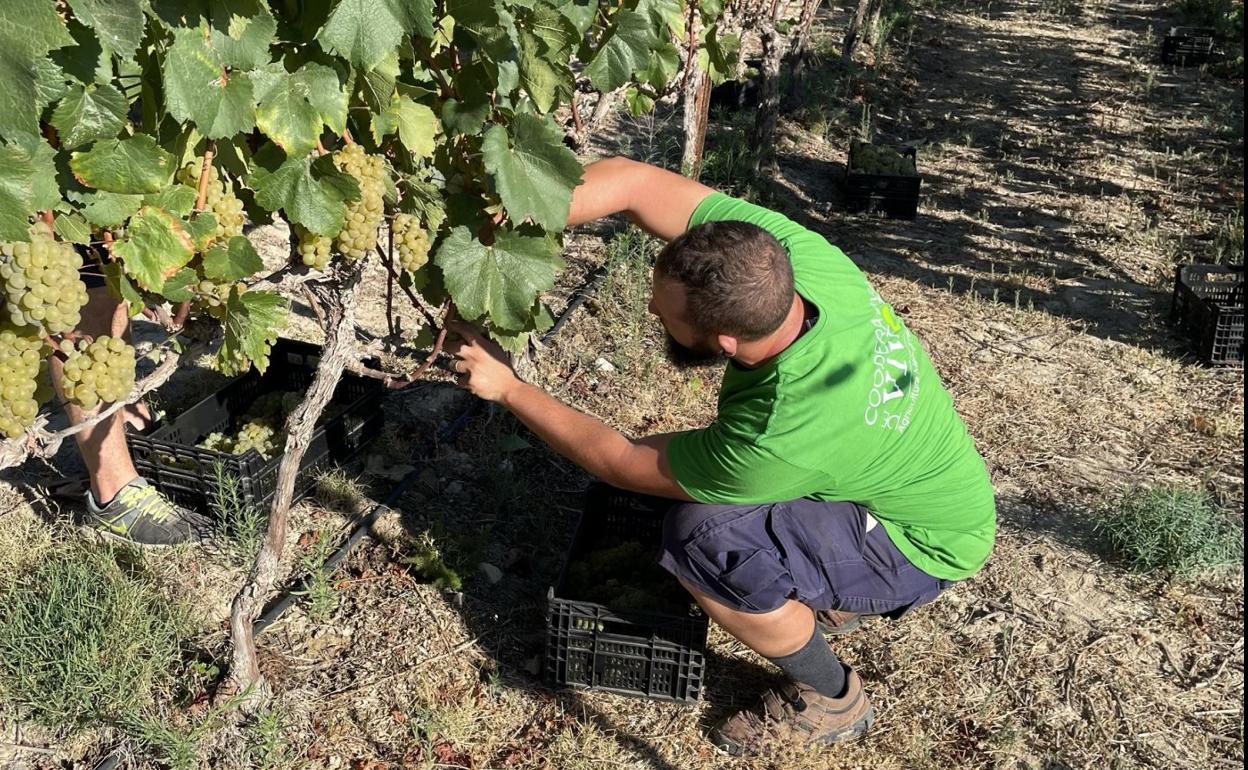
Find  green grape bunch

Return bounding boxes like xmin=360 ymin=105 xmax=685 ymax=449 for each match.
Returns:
xmin=196 ymin=279 xmax=245 ymax=321
xmin=0 ymin=326 xmax=48 ymax=438
xmin=392 ymin=213 xmax=431 ymax=273
xmin=0 ymin=224 xmax=90 ymax=335
xmin=294 ymin=224 xmax=332 ymax=271
xmin=176 ymin=160 xmax=246 ymax=243
xmin=202 ymin=419 xmax=280 ymax=459
xmin=59 ymin=336 xmax=137 ymax=411
xmin=850 ymin=142 xmax=918 ymax=177
xmin=333 ymin=144 xmax=386 ymax=261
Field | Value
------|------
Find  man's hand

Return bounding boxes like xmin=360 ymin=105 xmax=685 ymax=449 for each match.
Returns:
xmin=444 ymin=321 xmax=520 ymax=402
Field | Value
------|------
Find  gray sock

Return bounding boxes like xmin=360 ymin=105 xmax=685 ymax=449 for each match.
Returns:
xmin=766 ymin=627 xmax=848 ymax=698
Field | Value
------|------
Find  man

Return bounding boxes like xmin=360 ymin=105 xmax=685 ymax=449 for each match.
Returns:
xmin=53 ymin=258 xmax=208 ymax=546
xmin=447 ymin=157 xmax=996 ymax=754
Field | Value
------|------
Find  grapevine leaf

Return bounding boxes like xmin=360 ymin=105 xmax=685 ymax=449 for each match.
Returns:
xmin=218 ymin=289 xmax=288 ymax=375
xmin=700 ymin=26 xmax=739 ymax=85
xmin=481 ymin=114 xmax=582 ymax=231
xmin=65 ymin=0 xmax=147 ymax=61
xmin=33 ymin=57 xmax=69 ymax=111
xmin=635 ymin=0 xmax=684 ymax=34
xmin=160 ymin=268 xmax=198 ymax=303
xmin=253 ymin=66 xmax=324 ymax=158
xmin=434 ymin=226 xmax=563 ymax=330
xmin=184 ymin=212 xmax=219 ymax=251
xmin=624 ymin=86 xmax=655 ymax=116
xmin=318 ymin=0 xmax=435 ymax=70
xmin=249 ymin=154 xmax=359 ymax=236
xmin=441 ymin=98 xmax=490 ymax=135
xmin=556 ymin=0 xmax=595 ymax=37
xmin=209 ymin=0 xmax=277 ymax=70
xmin=6 ymin=132 xmax=60 ymax=212
xmin=446 ymin=0 xmax=501 ymax=34
xmin=357 ymin=51 xmax=399 ymax=113
xmin=203 ymin=235 xmax=263 ymax=282
xmin=640 ymin=41 xmax=680 ymax=87
xmin=51 ymin=18 xmax=109 ymax=86
xmin=0 ymin=0 xmax=74 ymax=137
xmin=113 ymin=206 xmax=196 ymax=291
xmin=517 ymin=27 xmax=573 ymax=113
xmin=70 ymin=135 xmax=176 ymax=194
xmin=101 ymin=262 xmax=143 ymax=311
xmin=77 ymin=191 xmax=145 ymax=227
xmin=51 ymin=82 xmax=129 ymax=149
xmin=375 ymin=96 xmax=439 ymax=157
xmin=490 ymin=298 xmax=554 ymax=353
xmin=54 ymin=212 xmax=93 ymax=245
xmin=584 ymin=10 xmax=656 ymax=92
xmin=144 ymin=185 xmax=199 ymax=217
xmin=0 ymin=143 xmax=36 ymax=240
xmin=163 ymin=28 xmax=257 ymax=139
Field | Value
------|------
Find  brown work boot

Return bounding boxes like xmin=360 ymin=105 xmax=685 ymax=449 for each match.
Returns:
xmin=815 ymin=609 xmax=863 ymax=636
xmin=710 ymin=669 xmax=873 ymax=756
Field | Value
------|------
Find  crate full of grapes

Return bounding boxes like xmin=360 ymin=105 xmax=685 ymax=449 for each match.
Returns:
xmin=1161 ymin=26 xmax=1216 ymax=65
xmin=545 ymin=485 xmax=709 ymax=703
xmin=845 ymin=140 xmax=922 ymax=219
xmin=1170 ymin=264 xmax=1243 ymax=366
xmin=129 ymin=338 xmax=385 ymax=515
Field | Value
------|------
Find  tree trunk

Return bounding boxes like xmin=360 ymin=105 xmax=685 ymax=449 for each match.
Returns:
xmin=842 ymin=0 xmax=874 ymax=63
xmin=225 ymin=260 xmax=365 ymax=709
xmin=782 ymin=0 xmax=825 ymax=110
xmin=864 ymin=0 xmax=885 ymax=47
xmin=750 ymin=1 xmax=790 ymax=173
xmin=681 ymin=3 xmax=712 ymax=178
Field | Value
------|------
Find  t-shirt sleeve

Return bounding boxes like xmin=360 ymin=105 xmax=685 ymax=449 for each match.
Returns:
xmin=668 ymin=423 xmax=829 ymax=504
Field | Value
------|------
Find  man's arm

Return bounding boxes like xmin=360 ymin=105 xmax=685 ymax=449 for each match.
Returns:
xmin=568 ymin=157 xmax=715 ymax=241
xmin=444 ymin=322 xmax=693 ymax=500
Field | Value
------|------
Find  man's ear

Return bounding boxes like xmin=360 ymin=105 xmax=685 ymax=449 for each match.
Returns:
xmin=717 ymin=334 xmax=738 ymax=357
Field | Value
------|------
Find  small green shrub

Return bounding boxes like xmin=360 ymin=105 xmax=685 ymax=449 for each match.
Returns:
xmin=1096 ymin=487 xmax=1244 ymax=577
xmin=0 ymin=539 xmax=192 ymax=731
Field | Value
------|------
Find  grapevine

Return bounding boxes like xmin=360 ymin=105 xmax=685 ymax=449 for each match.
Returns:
xmin=177 ymin=161 xmax=246 ymax=244
xmin=59 ymin=336 xmax=137 ymax=411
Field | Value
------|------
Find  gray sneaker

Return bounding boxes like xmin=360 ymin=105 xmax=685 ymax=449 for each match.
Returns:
xmin=85 ymin=477 xmax=210 ymax=546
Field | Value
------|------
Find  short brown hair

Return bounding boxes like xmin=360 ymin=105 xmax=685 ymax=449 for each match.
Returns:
xmin=655 ymin=221 xmax=794 ymax=340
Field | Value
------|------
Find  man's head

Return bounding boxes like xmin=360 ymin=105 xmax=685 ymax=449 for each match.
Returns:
xmin=650 ymin=220 xmax=794 ymax=366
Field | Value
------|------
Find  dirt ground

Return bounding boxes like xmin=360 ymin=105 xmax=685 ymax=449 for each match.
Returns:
xmin=1 ymin=0 xmax=1243 ymax=768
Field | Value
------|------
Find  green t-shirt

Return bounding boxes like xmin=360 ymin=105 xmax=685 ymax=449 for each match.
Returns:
xmin=668 ymin=193 xmax=996 ymax=581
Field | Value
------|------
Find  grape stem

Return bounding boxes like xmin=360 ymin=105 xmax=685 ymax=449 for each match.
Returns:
xmin=373 ymin=244 xmax=440 ymax=331
xmin=343 ymin=303 xmax=455 ymax=390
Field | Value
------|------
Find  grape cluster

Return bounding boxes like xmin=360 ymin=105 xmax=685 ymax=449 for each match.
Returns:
xmin=202 ymin=419 xmax=280 ymax=459
xmin=196 ymin=279 xmax=240 ymax=320
xmin=0 ymin=326 xmax=47 ymax=438
xmin=177 ymin=160 xmax=245 ymax=243
xmin=392 ymin=213 xmax=430 ymax=273
xmin=294 ymin=224 xmax=332 ymax=271
xmin=333 ymin=144 xmax=386 ymax=260
xmin=850 ymin=142 xmax=918 ymax=177
xmin=0 ymin=224 xmax=90 ymax=334
xmin=59 ymin=335 xmax=136 ymax=410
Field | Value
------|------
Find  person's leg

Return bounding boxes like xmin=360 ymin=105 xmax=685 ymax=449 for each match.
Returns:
xmin=48 ymin=287 xmax=138 ymax=503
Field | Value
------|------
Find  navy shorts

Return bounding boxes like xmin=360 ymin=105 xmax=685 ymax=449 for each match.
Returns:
xmin=659 ymin=497 xmax=953 ymax=615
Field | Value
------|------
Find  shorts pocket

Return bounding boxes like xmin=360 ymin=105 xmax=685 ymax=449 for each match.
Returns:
xmin=684 ymin=544 xmax=792 ymax=613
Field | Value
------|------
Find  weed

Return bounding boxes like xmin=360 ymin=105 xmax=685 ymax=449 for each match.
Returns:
xmin=402 ymin=531 xmax=463 ymax=591
xmin=211 ymin=461 xmax=266 ymax=564
xmin=297 ymin=529 xmax=339 ymax=622
xmin=596 ymin=228 xmax=659 ymax=370
xmin=247 ymin=707 xmax=293 ymax=770
xmin=1096 ymin=487 xmax=1244 ymax=577
xmin=120 ymin=713 xmax=202 ymax=770
xmin=314 ymin=467 xmax=369 ymax=511
xmin=0 ymin=538 xmax=191 ymax=732
xmin=699 ymin=128 xmax=756 ymax=193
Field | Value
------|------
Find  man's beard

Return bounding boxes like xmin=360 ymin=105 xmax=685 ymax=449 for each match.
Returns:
xmin=664 ymin=332 xmax=724 ymax=368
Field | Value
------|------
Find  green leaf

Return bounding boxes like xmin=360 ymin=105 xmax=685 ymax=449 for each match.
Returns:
xmin=636 ymin=0 xmax=684 ymax=34
xmin=442 ymin=98 xmax=490 ymax=135
xmin=0 ymin=143 xmax=36 ymax=241
xmin=517 ymin=27 xmax=573 ymax=113
xmin=357 ymin=51 xmax=399 ymax=114
xmin=584 ymin=10 xmax=656 ymax=92
xmin=33 ymin=57 xmax=69 ymax=111
xmin=160 ymin=267 xmax=198 ymax=302
xmin=144 ymin=185 xmax=199 ymax=217
xmin=481 ymin=114 xmax=582 ymax=231
xmin=218 ymin=289 xmax=288 ymax=375
xmin=184 ymin=212 xmax=218 ymax=251
xmin=249 ymin=154 xmax=359 ymax=236
xmin=51 ymin=82 xmax=129 ymax=149
xmin=253 ymin=68 xmax=323 ymax=158
xmin=101 ymin=261 xmax=143 ymax=311
xmin=209 ymin=0 xmax=277 ymax=69
xmin=70 ymin=135 xmax=176 ymax=194
xmin=0 ymin=0 xmax=75 ymax=137
xmin=54 ymin=212 xmax=92 ymax=244
xmin=556 ymin=0 xmax=595 ymax=37
xmin=434 ymin=226 xmax=563 ymax=330
xmin=641 ymin=41 xmax=680 ymax=87
xmin=76 ymin=190 xmax=145 ymax=227
xmin=163 ymin=28 xmax=256 ymax=139
xmin=701 ymin=26 xmax=739 ymax=85
xmin=65 ymin=0 xmax=147 ymax=61
xmin=318 ymin=0 xmax=435 ymax=70
xmin=624 ymin=86 xmax=655 ymax=116
xmin=203 ymin=235 xmax=263 ymax=281
xmin=6 ymin=132 xmax=60 ymax=212
xmin=375 ymin=96 xmax=439 ymax=157
xmin=113 ymin=206 xmax=196 ymax=291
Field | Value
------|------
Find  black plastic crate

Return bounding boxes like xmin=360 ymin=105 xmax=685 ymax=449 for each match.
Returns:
xmin=845 ymin=140 xmax=922 ymax=219
xmin=709 ymin=58 xmax=764 ymax=111
xmin=1161 ymin=26 xmax=1216 ymax=65
xmin=1170 ymin=264 xmax=1243 ymax=366
xmin=545 ymin=485 xmax=709 ymax=703
xmin=129 ymin=339 xmax=385 ymax=515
